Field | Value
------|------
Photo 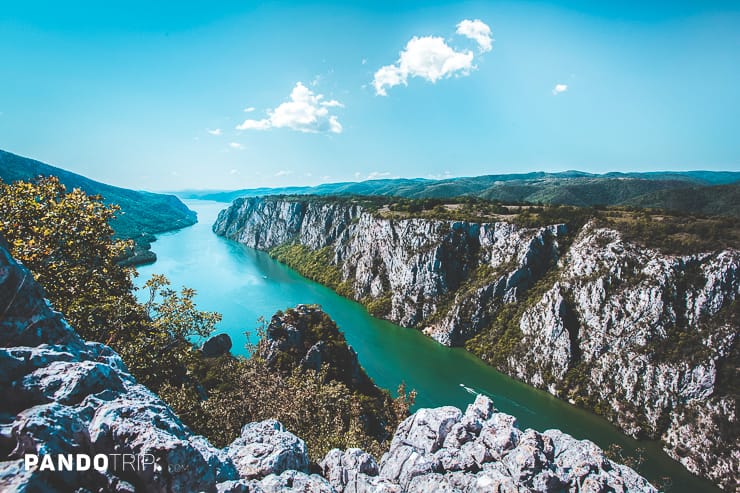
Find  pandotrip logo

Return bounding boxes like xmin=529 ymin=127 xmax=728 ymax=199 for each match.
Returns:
xmin=24 ymin=453 xmax=161 ymax=473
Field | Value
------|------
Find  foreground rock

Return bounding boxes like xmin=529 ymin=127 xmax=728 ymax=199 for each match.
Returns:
xmin=320 ymin=395 xmax=657 ymax=493
xmin=213 ymin=196 xmax=739 ymax=489
xmin=0 ymin=240 xmax=656 ymax=491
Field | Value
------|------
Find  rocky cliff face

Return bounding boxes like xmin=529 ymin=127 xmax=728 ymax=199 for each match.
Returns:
xmin=505 ymin=224 xmax=739 ymax=491
xmin=0 ymin=240 xmax=656 ymax=492
xmin=213 ymin=197 xmax=739 ymax=491
xmin=214 ymin=198 xmax=567 ymax=346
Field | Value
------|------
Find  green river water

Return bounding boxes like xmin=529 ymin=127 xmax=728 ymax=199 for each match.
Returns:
xmin=135 ymin=200 xmax=721 ymax=492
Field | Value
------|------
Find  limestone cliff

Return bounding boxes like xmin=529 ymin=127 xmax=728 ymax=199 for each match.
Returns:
xmin=213 ymin=196 xmax=739 ymax=491
xmin=214 ymin=197 xmax=567 ymax=346
xmin=0 ymin=239 xmax=656 ymax=492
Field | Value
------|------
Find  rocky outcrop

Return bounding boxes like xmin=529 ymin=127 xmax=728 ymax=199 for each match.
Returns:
xmin=213 ymin=197 xmax=739 ymax=490
xmin=257 ymin=304 xmax=376 ymax=394
xmin=214 ymin=197 xmax=567 ymax=346
xmin=201 ymin=333 xmax=233 ymax=358
xmin=0 ymin=240 xmax=656 ymax=492
xmin=319 ymin=395 xmax=656 ymax=493
xmin=505 ymin=224 xmax=739 ymax=490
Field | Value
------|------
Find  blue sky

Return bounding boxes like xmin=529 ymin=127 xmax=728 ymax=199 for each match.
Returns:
xmin=1 ymin=1 xmax=738 ymax=190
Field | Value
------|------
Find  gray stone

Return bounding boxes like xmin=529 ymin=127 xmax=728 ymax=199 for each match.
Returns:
xmin=225 ymin=420 xmax=309 ymax=479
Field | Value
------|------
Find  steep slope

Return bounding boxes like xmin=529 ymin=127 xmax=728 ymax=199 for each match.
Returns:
xmin=214 ymin=196 xmax=740 ymax=491
xmin=0 ymin=149 xmax=196 ymax=263
xmin=0 ymin=240 xmax=656 ymax=492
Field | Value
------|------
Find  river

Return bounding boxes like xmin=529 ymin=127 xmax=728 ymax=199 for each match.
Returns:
xmin=135 ymin=199 xmax=719 ymax=492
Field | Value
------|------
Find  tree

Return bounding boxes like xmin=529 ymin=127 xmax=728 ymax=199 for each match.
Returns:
xmin=0 ymin=176 xmax=139 ymax=342
xmin=0 ymin=176 xmax=218 ymax=391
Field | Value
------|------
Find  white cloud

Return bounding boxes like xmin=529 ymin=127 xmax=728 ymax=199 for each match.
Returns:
xmin=243 ymin=107 xmax=255 ymax=113
xmin=427 ymin=171 xmax=453 ymax=180
xmin=275 ymin=169 xmax=293 ymax=177
xmin=552 ymin=83 xmax=568 ymax=95
xmin=456 ymin=19 xmax=493 ymax=53
xmin=207 ymin=128 xmax=222 ymax=135
xmin=229 ymin=142 xmax=245 ymax=150
xmin=230 ymin=169 xmax=239 ymax=175
xmin=371 ymin=19 xmax=492 ymax=96
xmin=355 ymin=171 xmax=392 ymax=181
xmin=237 ymin=119 xmax=272 ymax=130
xmin=237 ymin=82 xmax=343 ymax=134
xmin=373 ymin=35 xmax=475 ymax=96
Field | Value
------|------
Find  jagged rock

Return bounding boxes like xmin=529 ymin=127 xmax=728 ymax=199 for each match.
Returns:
xmin=354 ymin=394 xmax=658 ymax=493
xmin=213 ymin=198 xmax=739 ymax=489
xmin=201 ymin=333 xmax=233 ymax=357
xmin=213 ymin=198 xmax=567 ymax=345
xmin=225 ymin=420 xmax=309 ymax=479
xmin=0 ymin=241 xmax=659 ymax=492
xmin=257 ymin=470 xmax=335 ymax=492
xmin=320 ymin=448 xmax=378 ymax=493
xmin=389 ymin=406 xmax=462 ymax=454
xmin=257 ymin=304 xmax=375 ymax=394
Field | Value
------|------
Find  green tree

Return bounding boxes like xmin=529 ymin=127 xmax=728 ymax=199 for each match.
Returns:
xmin=0 ymin=176 xmax=218 ymax=392
xmin=0 ymin=176 xmax=139 ymax=341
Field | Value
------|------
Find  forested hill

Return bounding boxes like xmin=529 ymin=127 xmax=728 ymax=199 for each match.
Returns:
xmin=183 ymin=170 xmax=740 ymax=217
xmin=0 ymin=149 xmax=196 ymax=239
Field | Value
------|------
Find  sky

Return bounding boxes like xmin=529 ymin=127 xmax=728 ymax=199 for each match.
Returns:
xmin=1 ymin=0 xmax=739 ymax=191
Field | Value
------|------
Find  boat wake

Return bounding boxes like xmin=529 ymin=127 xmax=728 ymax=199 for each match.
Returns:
xmin=459 ymin=383 xmax=535 ymax=416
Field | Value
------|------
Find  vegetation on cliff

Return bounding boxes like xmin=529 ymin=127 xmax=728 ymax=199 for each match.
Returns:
xmin=166 ymin=307 xmax=415 ymax=459
xmin=263 ymin=193 xmax=739 ymax=255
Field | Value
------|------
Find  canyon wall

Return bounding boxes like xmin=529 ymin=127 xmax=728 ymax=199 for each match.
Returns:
xmin=214 ymin=197 xmax=739 ymax=491
xmin=0 ymin=240 xmax=656 ymax=492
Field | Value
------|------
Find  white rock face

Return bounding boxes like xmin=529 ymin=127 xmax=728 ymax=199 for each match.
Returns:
xmin=504 ymin=223 xmax=739 ymax=490
xmin=214 ymin=198 xmax=567 ymax=346
xmin=225 ymin=420 xmax=309 ymax=479
xmin=214 ymin=199 xmax=739 ymax=491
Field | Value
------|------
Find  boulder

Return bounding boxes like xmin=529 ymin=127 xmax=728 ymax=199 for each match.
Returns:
xmin=225 ymin=420 xmax=309 ymax=479
xmin=201 ymin=333 xmax=233 ymax=357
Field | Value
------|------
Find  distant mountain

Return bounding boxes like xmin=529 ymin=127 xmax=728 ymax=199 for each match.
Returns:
xmin=180 ymin=170 xmax=740 ymax=215
xmin=0 ymin=149 xmax=197 ymax=264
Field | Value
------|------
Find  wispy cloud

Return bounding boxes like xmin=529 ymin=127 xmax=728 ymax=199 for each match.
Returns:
xmin=229 ymin=142 xmax=245 ymax=150
xmin=243 ymin=107 xmax=255 ymax=113
xmin=552 ymin=83 xmax=568 ymax=95
xmin=236 ymin=82 xmax=343 ymax=134
xmin=427 ymin=171 xmax=453 ymax=180
xmin=372 ymin=19 xmax=492 ymax=96
xmin=355 ymin=171 xmax=392 ymax=181
xmin=275 ymin=169 xmax=293 ymax=177
xmin=456 ymin=19 xmax=493 ymax=53
xmin=207 ymin=128 xmax=222 ymax=135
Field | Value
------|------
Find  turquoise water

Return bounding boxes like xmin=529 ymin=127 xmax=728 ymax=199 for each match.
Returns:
xmin=135 ymin=200 xmax=720 ymax=492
